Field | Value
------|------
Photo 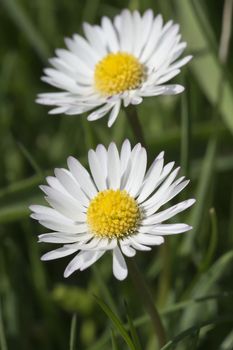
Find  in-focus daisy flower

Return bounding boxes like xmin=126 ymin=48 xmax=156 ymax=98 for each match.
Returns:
xmin=37 ymin=9 xmax=192 ymax=127
xmin=30 ymin=140 xmax=195 ymax=280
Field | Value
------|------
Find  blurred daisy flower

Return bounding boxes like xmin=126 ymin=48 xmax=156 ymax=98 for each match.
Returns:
xmin=37 ymin=9 xmax=192 ymax=127
xmin=30 ymin=140 xmax=195 ymax=280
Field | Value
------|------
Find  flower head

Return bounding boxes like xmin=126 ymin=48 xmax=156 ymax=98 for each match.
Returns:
xmin=30 ymin=140 xmax=195 ymax=280
xmin=37 ymin=9 xmax=192 ymax=127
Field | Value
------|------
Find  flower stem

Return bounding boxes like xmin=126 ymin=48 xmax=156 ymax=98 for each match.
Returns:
xmin=180 ymin=86 xmax=191 ymax=178
xmin=0 ymin=300 xmax=8 ymax=350
xmin=127 ymin=259 xmax=166 ymax=348
xmin=69 ymin=313 xmax=77 ymax=350
xmin=125 ymin=106 xmax=146 ymax=147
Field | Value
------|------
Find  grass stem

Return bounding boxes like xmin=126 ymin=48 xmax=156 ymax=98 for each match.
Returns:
xmin=69 ymin=313 xmax=77 ymax=350
xmin=127 ymin=259 xmax=166 ymax=348
xmin=125 ymin=106 xmax=146 ymax=147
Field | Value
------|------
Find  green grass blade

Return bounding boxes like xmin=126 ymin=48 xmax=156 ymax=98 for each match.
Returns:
xmin=0 ymin=300 xmax=8 ymax=350
xmin=87 ymin=291 xmax=233 ymax=349
xmin=180 ymin=250 xmax=233 ymax=328
xmin=1 ymin=0 xmax=49 ymax=61
xmin=0 ymin=174 xmax=44 ymax=200
xmin=220 ymin=329 xmax=233 ymax=350
xmin=176 ymin=0 xmax=233 ymax=134
xmin=88 ymin=330 xmax=110 ymax=350
xmin=92 ymin=266 xmax=119 ymax=316
xmin=180 ymin=137 xmax=217 ymax=254
xmin=124 ymin=302 xmax=142 ymax=350
xmin=199 ymin=207 xmax=218 ymax=272
xmin=94 ymin=296 xmax=136 ymax=350
xmin=0 ymin=199 xmax=38 ymax=224
xmin=160 ymin=315 xmax=233 ymax=350
xmin=111 ymin=330 xmax=119 ymax=350
xmin=17 ymin=141 xmax=42 ymax=175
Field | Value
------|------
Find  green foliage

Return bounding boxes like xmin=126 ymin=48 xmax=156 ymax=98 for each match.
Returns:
xmin=0 ymin=0 xmax=232 ymax=349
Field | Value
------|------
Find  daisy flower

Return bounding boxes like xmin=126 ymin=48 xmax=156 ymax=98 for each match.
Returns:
xmin=37 ymin=9 xmax=192 ymax=127
xmin=30 ymin=140 xmax=195 ymax=280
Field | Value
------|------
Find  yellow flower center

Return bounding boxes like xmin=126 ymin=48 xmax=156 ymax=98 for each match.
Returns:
xmin=94 ymin=52 xmax=144 ymax=96
xmin=87 ymin=189 xmax=140 ymax=239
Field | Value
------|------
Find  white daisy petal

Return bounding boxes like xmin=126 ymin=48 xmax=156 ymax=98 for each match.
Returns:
xmin=41 ymin=69 xmax=82 ymax=94
xmin=132 ymin=11 xmax=142 ymax=56
xmin=140 ymin=84 xmax=184 ymax=97
xmin=142 ymin=151 xmax=164 ymax=180
xmin=54 ymin=168 xmax=90 ymax=207
xmin=168 ymin=55 xmax=193 ymax=70
xmin=130 ymin=94 xmax=143 ymax=105
xmin=87 ymin=103 xmax=114 ymax=122
xmin=48 ymin=58 xmax=92 ymax=85
xmin=30 ymin=214 xmax=87 ymax=235
xmin=162 ymin=179 xmax=190 ymax=203
xmin=113 ymin=15 xmax=121 ymax=38
xmin=134 ymin=233 xmax=164 ymax=245
xmin=30 ymin=204 xmax=68 ymax=219
xmin=74 ymin=237 xmax=101 ymax=250
xmin=127 ymin=237 xmax=152 ymax=251
xmin=155 ymin=69 xmax=181 ymax=85
xmin=120 ymin=139 xmax=131 ymax=176
xmin=107 ymin=142 xmax=121 ymax=189
xmin=142 ymin=199 xmax=196 ymax=225
xmin=38 ymin=220 xmax=87 ymax=234
xmin=120 ymin=10 xmax=133 ymax=52
xmin=137 ymin=10 xmax=156 ymax=59
xmin=146 ymin=24 xmax=180 ymax=68
xmin=46 ymin=176 xmax=69 ymax=195
xmin=95 ymin=144 xmax=108 ymax=178
xmin=41 ymin=246 xmax=78 ymax=261
xmin=113 ymin=246 xmax=128 ymax=280
xmin=71 ymin=34 xmax=100 ymax=67
xmin=107 ymin=100 xmax=121 ymax=127
xmin=101 ymin=16 xmax=119 ymax=52
xmin=83 ymin=22 xmax=107 ymax=57
xmin=171 ymin=42 xmax=187 ymax=61
xmin=160 ymin=161 xmax=175 ymax=180
xmin=145 ymin=179 xmax=190 ymax=217
xmin=80 ymin=250 xmax=106 ymax=271
xmin=140 ymin=14 xmax=163 ymax=63
xmin=88 ymin=149 xmax=107 ymax=191
xmin=122 ymin=143 xmax=142 ymax=190
xmin=40 ymin=185 xmax=86 ymax=221
xmin=101 ymin=238 xmax=117 ymax=251
xmin=30 ymin=141 xmax=195 ymax=280
xmin=48 ymin=106 xmax=70 ymax=114
xmin=56 ymin=48 xmax=93 ymax=75
xmin=120 ymin=241 xmax=136 ymax=257
xmin=151 ymin=223 xmax=192 ymax=235
xmin=141 ymin=166 xmax=181 ymax=208
xmin=30 ymin=205 xmax=84 ymax=229
xmin=137 ymin=155 xmax=164 ymax=203
xmin=90 ymin=238 xmax=110 ymax=250
xmin=138 ymin=85 xmax=167 ymax=96
xmin=63 ymin=251 xmax=85 ymax=277
xmin=37 ymin=10 xmax=190 ymax=126
xmin=67 ymin=156 xmax=97 ymax=199
xmin=127 ymin=147 xmax=147 ymax=197
xmin=38 ymin=232 xmax=92 ymax=244
xmin=160 ymin=84 xmax=185 ymax=95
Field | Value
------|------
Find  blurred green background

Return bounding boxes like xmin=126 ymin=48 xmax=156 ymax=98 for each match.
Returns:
xmin=0 ymin=0 xmax=233 ymax=349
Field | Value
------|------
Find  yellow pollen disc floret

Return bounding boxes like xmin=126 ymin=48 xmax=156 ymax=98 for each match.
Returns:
xmin=87 ymin=189 xmax=140 ymax=239
xmin=94 ymin=52 xmax=144 ymax=96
